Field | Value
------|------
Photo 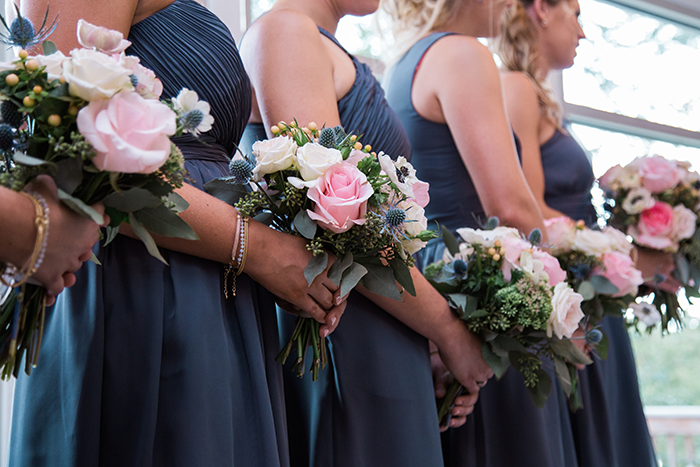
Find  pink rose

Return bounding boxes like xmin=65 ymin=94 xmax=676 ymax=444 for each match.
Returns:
xmin=638 ymin=155 xmax=679 ymax=193
xmin=598 ymin=164 xmax=623 ymax=191
xmin=77 ymin=91 xmax=176 ymax=174
xmin=599 ymin=252 xmax=644 ymax=297
xmin=500 ymin=236 xmax=532 ymax=282
xmin=628 ymin=201 xmax=676 ymax=250
xmin=306 ymin=162 xmax=373 ymax=233
xmin=532 ymin=249 xmax=567 ymax=286
xmin=545 ymin=216 xmax=576 ymax=254
xmin=77 ymin=19 xmax=132 ymax=54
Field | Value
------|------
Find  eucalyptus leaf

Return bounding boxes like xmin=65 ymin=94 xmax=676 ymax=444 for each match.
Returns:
xmin=103 ymin=188 xmax=162 ymax=212
xmin=482 ymin=342 xmax=510 ymax=379
xmin=577 ymin=281 xmax=596 ymax=301
xmin=447 ymin=294 xmax=467 ymax=315
xmin=595 ymin=332 xmax=609 ymax=360
xmin=294 ymin=210 xmax=318 ymax=240
xmin=548 ymin=338 xmax=593 ymax=366
xmin=133 ymin=205 xmax=198 ymax=240
xmin=88 ymin=252 xmax=101 ymax=266
xmin=590 ymin=275 xmax=620 ymax=295
xmin=42 ymin=40 xmax=57 ymax=55
xmin=13 ymin=152 xmax=49 ymax=166
xmin=203 ymin=178 xmax=250 ymax=205
xmin=339 ymin=262 xmax=368 ymax=298
xmin=328 ymin=253 xmax=353 ymax=286
xmin=360 ymin=261 xmax=402 ymax=301
xmin=253 ymin=212 xmax=274 ymax=225
xmin=675 ymin=254 xmax=691 ymax=285
xmin=493 ymin=334 xmax=528 ymax=353
xmin=102 ymin=225 xmax=120 ymax=247
xmin=58 ymin=189 xmax=105 ymax=224
xmin=441 ymin=225 xmax=460 ymax=256
xmin=53 ymin=157 xmax=83 ymax=194
xmin=129 ymin=213 xmax=168 ymax=265
xmin=526 ymin=370 xmax=552 ymax=409
xmin=388 ymin=257 xmax=415 ymax=296
xmin=304 ymin=252 xmax=328 ymax=287
xmin=554 ymin=356 xmax=572 ymax=397
xmin=167 ymin=191 xmax=190 ymax=213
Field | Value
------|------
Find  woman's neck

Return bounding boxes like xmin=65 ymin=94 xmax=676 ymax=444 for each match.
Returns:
xmin=272 ymin=0 xmax=342 ymax=34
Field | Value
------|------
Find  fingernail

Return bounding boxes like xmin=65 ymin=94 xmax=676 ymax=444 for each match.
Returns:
xmin=322 ymin=329 xmax=329 ymax=338
xmin=330 ymin=316 xmax=337 ymax=327
xmin=336 ymin=295 xmax=342 ymax=305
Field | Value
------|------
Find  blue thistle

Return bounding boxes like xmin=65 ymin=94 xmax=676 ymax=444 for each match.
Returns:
xmin=0 ymin=5 xmax=57 ymax=48
xmin=586 ymin=328 xmax=603 ymax=345
xmin=318 ymin=127 xmax=336 ymax=148
xmin=453 ymin=259 xmax=468 ymax=275
xmin=0 ymin=124 xmax=14 ymax=151
xmin=130 ymin=74 xmax=139 ymax=88
xmin=568 ymin=263 xmax=592 ymax=281
xmin=228 ymin=157 xmax=253 ymax=184
xmin=1 ymin=100 xmax=23 ymax=128
xmin=528 ymin=228 xmax=542 ymax=245
xmin=332 ymin=126 xmax=347 ymax=145
xmin=485 ymin=216 xmax=500 ymax=230
xmin=385 ymin=207 xmax=406 ymax=227
xmin=380 ymin=198 xmax=417 ymax=245
xmin=179 ymin=109 xmax=204 ymax=132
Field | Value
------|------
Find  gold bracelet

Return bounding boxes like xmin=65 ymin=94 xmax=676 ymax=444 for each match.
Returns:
xmin=224 ymin=214 xmax=249 ymax=298
xmin=12 ymin=191 xmax=49 ymax=288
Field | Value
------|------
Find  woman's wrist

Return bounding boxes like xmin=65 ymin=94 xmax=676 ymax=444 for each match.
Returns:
xmin=1 ymin=189 xmax=38 ymax=268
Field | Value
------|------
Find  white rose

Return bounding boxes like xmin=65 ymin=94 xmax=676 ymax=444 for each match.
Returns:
xmin=399 ymin=199 xmax=429 ymax=255
xmin=295 ymin=142 xmax=343 ymax=181
xmin=629 ymin=302 xmax=661 ymax=327
xmin=573 ymin=229 xmax=615 ymax=256
xmin=35 ymin=51 xmax=68 ymax=81
xmin=63 ymin=48 xmax=133 ymax=101
xmin=77 ymin=19 xmax=132 ymax=54
xmin=602 ymin=227 xmax=634 ymax=255
xmin=547 ymin=282 xmax=585 ymax=339
xmin=251 ymin=136 xmax=297 ymax=180
xmin=671 ymin=204 xmax=698 ymax=242
xmin=622 ymin=187 xmax=655 ymax=215
xmin=456 ymin=226 xmax=521 ymax=248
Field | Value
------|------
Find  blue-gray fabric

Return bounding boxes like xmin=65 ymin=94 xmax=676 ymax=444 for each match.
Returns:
xmin=9 ymin=2 xmax=289 ymax=466
xmin=384 ymin=32 xmax=579 ymax=467
xmin=241 ymin=26 xmax=442 ymax=467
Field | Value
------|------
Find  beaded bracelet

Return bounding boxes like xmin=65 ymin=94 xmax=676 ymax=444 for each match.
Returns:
xmin=224 ymin=213 xmax=249 ymax=298
xmin=11 ymin=191 xmax=50 ymax=288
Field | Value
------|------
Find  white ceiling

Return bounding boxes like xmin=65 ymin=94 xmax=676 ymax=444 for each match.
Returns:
xmin=612 ymin=0 xmax=700 ymax=26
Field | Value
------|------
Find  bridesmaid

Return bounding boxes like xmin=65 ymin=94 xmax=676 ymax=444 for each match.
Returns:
xmin=382 ymin=0 xmax=582 ymax=466
xmin=9 ymin=1 xmax=347 ymax=466
xmin=496 ymin=1 xmax=657 ymax=465
xmin=240 ymin=1 xmax=493 ymax=466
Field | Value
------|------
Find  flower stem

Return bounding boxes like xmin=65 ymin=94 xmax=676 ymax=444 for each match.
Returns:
xmin=437 ymin=380 xmax=464 ymax=429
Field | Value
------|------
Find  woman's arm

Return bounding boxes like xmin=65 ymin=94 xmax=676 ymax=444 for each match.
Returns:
xmin=413 ymin=35 xmax=548 ymax=238
xmin=501 ymin=71 xmax=565 ymax=220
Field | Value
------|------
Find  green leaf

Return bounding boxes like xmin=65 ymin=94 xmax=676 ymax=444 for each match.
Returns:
xmin=167 ymin=191 xmax=190 ymax=213
xmin=441 ymin=225 xmax=460 ymax=256
xmin=590 ymin=275 xmax=620 ymax=295
xmin=253 ymin=212 xmax=274 ymax=225
xmin=548 ymin=338 xmax=593 ymax=366
xmin=42 ymin=40 xmax=58 ymax=55
xmin=554 ymin=356 xmax=572 ymax=398
xmin=133 ymin=205 xmax=198 ymax=240
xmin=13 ymin=152 xmax=49 ymax=166
xmin=447 ymin=294 xmax=467 ymax=315
xmin=103 ymin=188 xmax=163 ymax=212
xmin=482 ymin=342 xmax=511 ymax=379
xmin=577 ymin=281 xmax=596 ymax=301
xmin=203 ymin=178 xmax=250 ymax=205
xmin=526 ymin=370 xmax=552 ymax=409
xmin=53 ymin=157 xmax=83 ymax=195
xmin=128 ymin=213 xmax=168 ymax=265
xmin=328 ymin=252 xmax=353 ymax=286
xmin=388 ymin=257 xmax=415 ymax=296
xmin=58 ymin=189 xmax=105 ymax=224
xmin=360 ymin=261 xmax=402 ymax=301
xmin=304 ymin=251 xmax=328 ymax=286
xmin=339 ymin=262 xmax=368 ymax=298
xmin=493 ymin=334 xmax=528 ymax=353
xmin=88 ymin=252 xmax=101 ymax=265
xmin=294 ymin=210 xmax=318 ymax=240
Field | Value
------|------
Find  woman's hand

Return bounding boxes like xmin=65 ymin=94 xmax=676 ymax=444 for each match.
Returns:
xmin=634 ymin=246 xmax=682 ymax=293
xmin=431 ymin=349 xmax=479 ymax=431
xmin=25 ymin=175 xmax=105 ymax=298
xmin=245 ymin=221 xmax=347 ymax=334
xmin=434 ymin=323 xmax=494 ymax=395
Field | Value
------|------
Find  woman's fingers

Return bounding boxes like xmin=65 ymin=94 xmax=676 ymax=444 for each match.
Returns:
xmin=319 ymin=300 xmax=347 ymax=337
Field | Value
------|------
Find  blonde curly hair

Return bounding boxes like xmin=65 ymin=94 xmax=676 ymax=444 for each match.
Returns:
xmin=380 ymin=0 xmax=461 ymax=60
xmin=495 ymin=0 xmax=565 ymax=132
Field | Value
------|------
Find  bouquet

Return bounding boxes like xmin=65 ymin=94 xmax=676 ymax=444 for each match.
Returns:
xmin=206 ymin=121 xmax=437 ymax=380
xmin=599 ymin=155 xmax=700 ymax=331
xmin=424 ymin=223 xmax=591 ymax=425
xmin=0 ymin=14 xmax=213 ymax=378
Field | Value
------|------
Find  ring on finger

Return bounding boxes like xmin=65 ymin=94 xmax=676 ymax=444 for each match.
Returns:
xmin=476 ymin=380 xmax=487 ymax=388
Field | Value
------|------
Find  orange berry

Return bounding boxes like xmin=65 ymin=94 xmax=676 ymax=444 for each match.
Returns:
xmin=25 ymin=59 xmax=39 ymax=71
xmin=23 ymin=96 xmax=35 ymax=107
xmin=5 ymin=74 xmax=19 ymax=86
xmin=33 ymin=85 xmax=42 ymax=94
xmin=48 ymin=114 xmax=61 ymax=126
